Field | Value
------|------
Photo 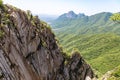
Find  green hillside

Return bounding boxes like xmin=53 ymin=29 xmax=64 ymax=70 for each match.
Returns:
xmin=51 ymin=11 xmax=120 ymax=78
xmin=57 ymin=33 xmax=120 ymax=75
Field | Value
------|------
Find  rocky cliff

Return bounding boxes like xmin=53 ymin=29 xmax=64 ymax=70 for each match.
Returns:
xmin=0 ymin=4 xmax=94 ymax=80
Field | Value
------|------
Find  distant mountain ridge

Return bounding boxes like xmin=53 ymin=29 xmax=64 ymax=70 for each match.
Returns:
xmin=58 ymin=11 xmax=85 ymax=19
xmin=58 ymin=11 xmax=78 ymax=19
xmin=51 ymin=11 xmax=113 ymax=29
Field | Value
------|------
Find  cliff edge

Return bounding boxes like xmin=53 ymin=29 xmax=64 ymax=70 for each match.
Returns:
xmin=0 ymin=4 xmax=94 ymax=80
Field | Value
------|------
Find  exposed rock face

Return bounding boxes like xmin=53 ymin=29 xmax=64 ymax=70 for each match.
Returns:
xmin=0 ymin=4 xmax=94 ymax=80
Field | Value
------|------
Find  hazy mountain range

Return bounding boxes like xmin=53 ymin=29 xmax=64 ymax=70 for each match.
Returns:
xmin=37 ymin=14 xmax=58 ymax=24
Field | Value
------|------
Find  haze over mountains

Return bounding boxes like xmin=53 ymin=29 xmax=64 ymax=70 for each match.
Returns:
xmin=50 ymin=11 xmax=120 ymax=79
xmin=38 ymin=14 xmax=58 ymax=23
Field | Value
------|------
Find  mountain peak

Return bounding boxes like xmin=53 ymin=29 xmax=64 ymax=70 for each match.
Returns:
xmin=78 ymin=13 xmax=86 ymax=18
xmin=68 ymin=11 xmax=75 ymax=14
xmin=57 ymin=11 xmax=87 ymax=20
xmin=66 ymin=11 xmax=77 ymax=18
xmin=59 ymin=11 xmax=77 ymax=19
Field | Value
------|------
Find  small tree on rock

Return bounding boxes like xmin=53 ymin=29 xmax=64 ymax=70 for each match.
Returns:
xmin=0 ymin=0 xmax=3 ymax=7
xmin=110 ymin=13 xmax=120 ymax=23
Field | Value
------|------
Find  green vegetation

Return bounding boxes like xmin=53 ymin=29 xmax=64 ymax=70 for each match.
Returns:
xmin=51 ymin=12 xmax=120 ymax=78
xmin=107 ymin=65 xmax=120 ymax=80
xmin=112 ymin=66 xmax=120 ymax=78
xmin=0 ymin=30 xmax=4 ymax=38
xmin=110 ymin=13 xmax=120 ymax=22
xmin=57 ymin=33 xmax=120 ymax=75
xmin=0 ymin=0 xmax=3 ymax=7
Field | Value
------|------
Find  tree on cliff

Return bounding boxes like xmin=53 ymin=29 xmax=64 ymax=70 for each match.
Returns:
xmin=110 ymin=13 xmax=120 ymax=23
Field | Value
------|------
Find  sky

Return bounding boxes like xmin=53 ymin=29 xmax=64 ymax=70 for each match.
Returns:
xmin=3 ymin=0 xmax=120 ymax=16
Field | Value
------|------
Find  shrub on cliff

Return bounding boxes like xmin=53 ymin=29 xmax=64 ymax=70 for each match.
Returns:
xmin=0 ymin=0 xmax=3 ymax=7
xmin=110 ymin=13 xmax=120 ymax=23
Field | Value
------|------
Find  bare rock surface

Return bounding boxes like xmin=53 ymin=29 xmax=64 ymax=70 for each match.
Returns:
xmin=0 ymin=4 xmax=94 ymax=80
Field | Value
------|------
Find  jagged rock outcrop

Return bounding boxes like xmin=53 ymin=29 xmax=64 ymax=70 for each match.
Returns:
xmin=0 ymin=4 xmax=94 ymax=80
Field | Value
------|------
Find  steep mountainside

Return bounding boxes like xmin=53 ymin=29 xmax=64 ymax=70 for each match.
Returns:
xmin=51 ymin=11 xmax=120 ymax=78
xmin=0 ymin=3 xmax=94 ymax=80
